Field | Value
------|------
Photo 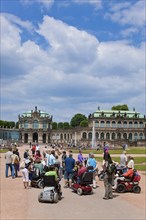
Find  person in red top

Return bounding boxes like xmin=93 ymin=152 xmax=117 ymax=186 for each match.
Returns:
xmin=113 ymin=164 xmax=134 ymax=190
xmin=34 ymin=150 xmax=42 ymax=159
xmin=77 ymin=163 xmax=87 ymax=183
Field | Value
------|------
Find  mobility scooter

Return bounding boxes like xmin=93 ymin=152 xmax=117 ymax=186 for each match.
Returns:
xmin=71 ymin=170 xmax=94 ymax=196
xmin=116 ymin=170 xmax=141 ymax=193
xmin=38 ymin=175 xmax=62 ymax=203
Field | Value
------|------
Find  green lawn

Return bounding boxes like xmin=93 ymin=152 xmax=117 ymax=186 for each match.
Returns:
xmin=72 ymin=147 xmax=146 ymax=155
xmin=94 ymin=156 xmax=146 ymax=171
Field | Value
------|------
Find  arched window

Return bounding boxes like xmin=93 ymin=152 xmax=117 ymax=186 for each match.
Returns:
xmin=134 ymin=122 xmax=138 ymax=128
xmin=139 ymin=122 xmax=143 ymax=128
xmin=112 ymin=133 xmax=115 ymax=140
xmin=60 ymin=134 xmax=63 ymax=140
xmin=33 ymin=120 xmax=39 ymax=129
xmin=43 ymin=134 xmax=46 ymax=143
xmin=112 ymin=121 xmax=116 ymax=128
xmin=123 ymin=121 xmax=127 ymax=128
xmin=43 ymin=121 xmax=47 ymax=130
xmin=67 ymin=134 xmax=70 ymax=140
xmin=101 ymin=132 xmax=104 ymax=139
xmin=88 ymin=132 xmax=92 ymax=140
xmin=129 ymin=133 xmax=132 ymax=140
xmin=106 ymin=121 xmax=110 ymax=128
xmin=129 ymin=121 xmax=133 ymax=128
xmin=139 ymin=133 xmax=143 ymax=140
xmin=24 ymin=120 xmax=28 ymax=129
xmin=123 ymin=133 xmax=127 ymax=139
xmin=117 ymin=133 xmax=121 ymax=139
xmin=64 ymin=134 xmax=66 ymax=140
xmin=101 ymin=121 xmax=105 ymax=128
xmin=106 ymin=133 xmax=110 ymax=139
xmin=82 ymin=132 xmax=87 ymax=139
xmin=118 ymin=121 xmax=122 ymax=128
xmin=95 ymin=121 xmax=99 ymax=128
xmin=24 ymin=133 xmax=28 ymax=143
xmin=96 ymin=132 xmax=99 ymax=139
xmin=134 ymin=133 xmax=138 ymax=140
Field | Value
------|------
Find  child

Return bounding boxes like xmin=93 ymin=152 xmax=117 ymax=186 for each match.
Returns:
xmin=22 ymin=162 xmax=31 ymax=189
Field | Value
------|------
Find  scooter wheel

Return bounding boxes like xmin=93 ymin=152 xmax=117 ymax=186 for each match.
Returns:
xmin=116 ymin=184 xmax=126 ymax=193
xmin=38 ymin=192 xmax=43 ymax=202
xmin=77 ymin=188 xmax=83 ymax=196
xmin=133 ymin=185 xmax=141 ymax=193
xmin=37 ymin=180 xmax=43 ymax=189
xmin=54 ymin=192 xmax=59 ymax=203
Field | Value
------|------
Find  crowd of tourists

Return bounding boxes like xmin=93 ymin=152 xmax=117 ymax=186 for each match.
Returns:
xmin=4 ymin=143 xmax=135 ymax=199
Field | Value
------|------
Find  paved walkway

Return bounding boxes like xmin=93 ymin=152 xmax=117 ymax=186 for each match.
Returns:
xmin=0 ymin=145 xmax=146 ymax=220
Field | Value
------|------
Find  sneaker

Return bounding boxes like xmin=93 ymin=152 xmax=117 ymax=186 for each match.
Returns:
xmin=64 ymin=185 xmax=68 ymax=188
xmin=103 ymin=197 xmax=109 ymax=200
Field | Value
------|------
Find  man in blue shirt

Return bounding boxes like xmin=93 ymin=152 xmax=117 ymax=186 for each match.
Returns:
xmin=64 ymin=151 xmax=75 ymax=188
xmin=87 ymin=153 xmax=98 ymax=188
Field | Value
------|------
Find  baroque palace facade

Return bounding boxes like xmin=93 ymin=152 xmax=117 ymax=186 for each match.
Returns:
xmin=0 ymin=106 xmax=146 ymax=147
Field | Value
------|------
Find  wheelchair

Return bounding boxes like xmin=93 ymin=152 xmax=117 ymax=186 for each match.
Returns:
xmin=38 ymin=175 xmax=62 ymax=203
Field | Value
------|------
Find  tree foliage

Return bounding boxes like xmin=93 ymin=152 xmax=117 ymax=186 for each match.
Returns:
xmin=52 ymin=122 xmax=58 ymax=129
xmin=58 ymin=122 xmax=64 ymax=129
xmin=111 ymin=104 xmax=129 ymax=111
xmin=70 ymin=113 xmax=87 ymax=127
xmin=0 ymin=120 xmax=16 ymax=128
xmin=80 ymin=120 xmax=88 ymax=127
xmin=63 ymin=122 xmax=70 ymax=129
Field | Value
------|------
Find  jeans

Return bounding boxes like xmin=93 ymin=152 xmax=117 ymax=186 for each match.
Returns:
xmin=6 ymin=163 xmax=15 ymax=177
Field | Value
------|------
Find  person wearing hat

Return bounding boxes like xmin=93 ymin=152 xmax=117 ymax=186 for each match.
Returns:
xmin=112 ymin=163 xmax=134 ymax=190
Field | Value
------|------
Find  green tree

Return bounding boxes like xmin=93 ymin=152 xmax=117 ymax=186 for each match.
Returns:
xmin=70 ymin=113 xmax=87 ymax=127
xmin=111 ymin=104 xmax=129 ymax=111
xmin=63 ymin=122 xmax=70 ymax=129
xmin=9 ymin=121 xmax=15 ymax=128
xmin=58 ymin=122 xmax=64 ymax=129
xmin=15 ymin=122 xmax=19 ymax=128
xmin=80 ymin=120 xmax=88 ymax=127
xmin=52 ymin=122 xmax=58 ymax=129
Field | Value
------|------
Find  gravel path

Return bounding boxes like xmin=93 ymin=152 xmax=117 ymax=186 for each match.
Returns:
xmin=0 ymin=145 xmax=146 ymax=220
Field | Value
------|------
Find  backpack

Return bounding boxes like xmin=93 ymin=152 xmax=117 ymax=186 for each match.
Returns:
xmin=107 ymin=163 xmax=116 ymax=174
xmin=14 ymin=156 xmax=19 ymax=165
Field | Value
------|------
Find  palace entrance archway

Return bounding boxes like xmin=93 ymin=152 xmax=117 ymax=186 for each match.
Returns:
xmin=33 ymin=132 xmax=38 ymax=143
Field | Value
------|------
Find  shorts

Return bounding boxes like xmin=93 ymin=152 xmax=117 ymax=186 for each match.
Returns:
xmin=64 ymin=171 xmax=73 ymax=180
xmin=22 ymin=168 xmax=29 ymax=182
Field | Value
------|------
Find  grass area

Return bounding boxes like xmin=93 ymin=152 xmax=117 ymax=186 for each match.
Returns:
xmin=0 ymin=149 xmax=8 ymax=153
xmin=95 ymin=156 xmax=146 ymax=171
xmin=134 ymin=165 xmax=146 ymax=171
xmin=72 ymin=147 xmax=146 ymax=154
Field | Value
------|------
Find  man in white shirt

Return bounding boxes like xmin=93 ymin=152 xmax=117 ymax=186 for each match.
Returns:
xmin=120 ymin=151 xmax=127 ymax=167
xmin=127 ymin=156 xmax=134 ymax=169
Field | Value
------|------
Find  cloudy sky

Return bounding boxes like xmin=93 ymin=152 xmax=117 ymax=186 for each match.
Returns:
xmin=1 ymin=0 xmax=146 ymax=123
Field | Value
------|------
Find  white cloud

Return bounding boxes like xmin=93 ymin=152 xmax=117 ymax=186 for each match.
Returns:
xmin=73 ymin=0 xmax=102 ymax=9
xmin=120 ymin=27 xmax=139 ymax=38
xmin=1 ymin=13 xmax=145 ymax=122
xmin=106 ymin=1 xmax=146 ymax=28
xmin=21 ymin=0 xmax=54 ymax=9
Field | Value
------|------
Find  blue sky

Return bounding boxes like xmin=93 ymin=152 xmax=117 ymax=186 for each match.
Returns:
xmin=1 ymin=0 xmax=146 ymax=122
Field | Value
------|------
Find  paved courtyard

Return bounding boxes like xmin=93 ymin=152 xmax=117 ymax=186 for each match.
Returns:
xmin=0 ymin=145 xmax=146 ymax=220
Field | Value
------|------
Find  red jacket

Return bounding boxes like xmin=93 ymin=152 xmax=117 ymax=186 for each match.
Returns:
xmin=77 ymin=166 xmax=87 ymax=176
xmin=123 ymin=169 xmax=134 ymax=178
